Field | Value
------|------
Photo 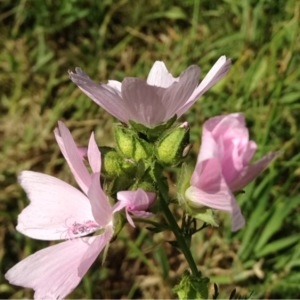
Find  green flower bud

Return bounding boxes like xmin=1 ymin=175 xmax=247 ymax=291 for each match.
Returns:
xmin=114 ymin=125 xmax=152 ymax=161
xmin=173 ymin=270 xmax=209 ymax=300
xmin=101 ymin=147 xmax=136 ymax=178
xmin=155 ymin=123 xmax=190 ymax=165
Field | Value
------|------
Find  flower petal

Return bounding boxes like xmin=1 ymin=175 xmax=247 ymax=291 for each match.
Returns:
xmin=87 ymin=132 xmax=101 ymax=174
xmin=121 ymin=78 xmax=167 ymax=126
xmin=17 ymin=171 xmax=95 ymax=240
xmin=230 ymin=151 xmax=279 ymax=191
xmin=187 ymin=157 xmax=245 ymax=231
xmin=87 ymin=173 xmax=112 ymax=227
xmin=162 ymin=65 xmax=200 ymax=118
xmin=117 ymin=189 xmax=155 ymax=227
xmin=117 ymin=189 xmax=155 ymax=211
xmin=54 ymin=121 xmax=91 ymax=194
xmin=146 ymin=61 xmax=178 ymax=88
xmin=176 ymin=56 xmax=231 ymax=117
xmin=5 ymin=234 xmax=111 ymax=300
xmin=69 ymin=68 xmax=129 ymax=123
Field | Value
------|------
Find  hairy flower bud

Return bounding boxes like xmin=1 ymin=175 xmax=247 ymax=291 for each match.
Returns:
xmin=155 ymin=123 xmax=190 ymax=165
xmin=173 ymin=270 xmax=209 ymax=300
xmin=101 ymin=147 xmax=136 ymax=178
xmin=114 ymin=126 xmax=152 ymax=161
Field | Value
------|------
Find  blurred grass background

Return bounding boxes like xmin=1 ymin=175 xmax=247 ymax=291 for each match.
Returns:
xmin=0 ymin=0 xmax=300 ymax=298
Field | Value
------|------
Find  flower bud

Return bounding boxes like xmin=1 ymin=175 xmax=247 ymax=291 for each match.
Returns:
xmin=155 ymin=123 xmax=190 ymax=165
xmin=101 ymin=147 xmax=136 ymax=178
xmin=114 ymin=126 xmax=152 ymax=161
xmin=173 ymin=270 xmax=209 ymax=300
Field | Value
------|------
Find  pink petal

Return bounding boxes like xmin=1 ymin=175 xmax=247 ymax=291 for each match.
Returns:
xmin=17 ymin=171 xmax=96 ymax=240
xmin=54 ymin=122 xmax=91 ymax=194
xmin=193 ymin=55 xmax=231 ymax=97
xmin=229 ymin=151 xmax=279 ymax=191
xmin=87 ymin=173 xmax=112 ymax=227
xmin=162 ymin=65 xmax=201 ymax=118
xmin=87 ymin=132 xmax=101 ymax=174
xmin=121 ymin=78 xmax=166 ymax=126
xmin=176 ymin=56 xmax=231 ymax=117
xmin=5 ymin=233 xmax=112 ymax=300
xmin=117 ymin=189 xmax=156 ymax=212
xmin=69 ymin=68 xmax=129 ymax=123
xmin=107 ymin=80 xmax=122 ymax=92
xmin=146 ymin=61 xmax=178 ymax=88
xmin=187 ymin=158 xmax=245 ymax=231
xmin=78 ymin=226 xmax=114 ymax=276
xmin=117 ymin=189 xmax=156 ymax=227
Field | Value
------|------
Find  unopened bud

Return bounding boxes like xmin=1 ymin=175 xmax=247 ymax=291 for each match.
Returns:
xmin=155 ymin=123 xmax=190 ymax=165
xmin=114 ymin=126 xmax=152 ymax=161
xmin=101 ymin=147 xmax=136 ymax=178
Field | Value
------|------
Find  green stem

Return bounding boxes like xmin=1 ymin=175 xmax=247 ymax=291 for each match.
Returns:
xmin=158 ymin=187 xmax=200 ymax=277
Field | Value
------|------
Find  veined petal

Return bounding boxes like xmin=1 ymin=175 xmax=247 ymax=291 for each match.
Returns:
xmin=176 ymin=56 xmax=231 ymax=117
xmin=194 ymin=56 xmax=231 ymax=97
xmin=146 ymin=61 xmax=178 ymax=88
xmin=78 ymin=226 xmax=114 ymax=276
xmin=17 ymin=171 xmax=95 ymax=240
xmin=87 ymin=132 xmax=101 ymax=174
xmin=121 ymin=78 xmax=167 ymax=126
xmin=87 ymin=173 xmax=112 ymax=227
xmin=54 ymin=121 xmax=91 ymax=194
xmin=185 ymin=185 xmax=234 ymax=213
xmin=69 ymin=68 xmax=129 ymax=123
xmin=162 ymin=65 xmax=200 ymax=118
xmin=5 ymin=235 xmax=109 ymax=300
xmin=230 ymin=151 xmax=279 ymax=191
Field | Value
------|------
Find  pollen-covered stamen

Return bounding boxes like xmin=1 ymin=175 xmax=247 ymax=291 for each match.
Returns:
xmin=67 ymin=220 xmax=99 ymax=239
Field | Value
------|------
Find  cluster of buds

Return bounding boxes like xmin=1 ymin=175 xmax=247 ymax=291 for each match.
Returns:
xmin=5 ymin=57 xmax=277 ymax=299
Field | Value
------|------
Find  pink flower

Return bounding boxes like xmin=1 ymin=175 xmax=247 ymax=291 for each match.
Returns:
xmin=5 ymin=122 xmax=147 ymax=299
xmin=185 ymin=113 xmax=278 ymax=231
xmin=116 ymin=189 xmax=156 ymax=227
xmin=69 ymin=56 xmax=231 ymax=127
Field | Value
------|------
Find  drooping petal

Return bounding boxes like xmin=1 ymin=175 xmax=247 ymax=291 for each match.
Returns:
xmin=5 ymin=233 xmax=111 ymax=300
xmin=54 ymin=121 xmax=91 ymax=194
xmin=117 ymin=189 xmax=155 ymax=212
xmin=229 ymin=151 xmax=279 ymax=191
xmin=187 ymin=158 xmax=245 ymax=231
xmin=117 ymin=189 xmax=156 ymax=226
xmin=69 ymin=68 xmax=129 ymax=123
xmin=87 ymin=173 xmax=112 ymax=227
xmin=176 ymin=56 xmax=231 ymax=117
xmin=17 ymin=171 xmax=96 ymax=240
xmin=146 ymin=61 xmax=178 ymax=88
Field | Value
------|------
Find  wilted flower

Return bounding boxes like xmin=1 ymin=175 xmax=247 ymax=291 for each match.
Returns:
xmin=69 ymin=56 xmax=231 ymax=127
xmin=185 ymin=113 xmax=278 ymax=231
xmin=5 ymin=123 xmax=153 ymax=299
xmin=116 ymin=189 xmax=156 ymax=227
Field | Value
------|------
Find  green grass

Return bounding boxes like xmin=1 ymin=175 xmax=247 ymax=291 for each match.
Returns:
xmin=1 ymin=0 xmax=300 ymax=298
